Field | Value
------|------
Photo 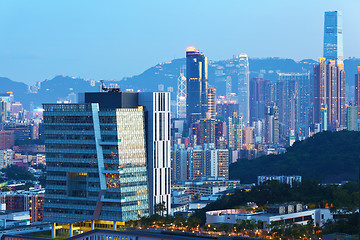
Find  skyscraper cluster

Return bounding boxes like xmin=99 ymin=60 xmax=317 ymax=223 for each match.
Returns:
xmin=35 ymin=9 xmax=360 ymax=234
xmin=171 ymin=10 xmax=359 ymax=185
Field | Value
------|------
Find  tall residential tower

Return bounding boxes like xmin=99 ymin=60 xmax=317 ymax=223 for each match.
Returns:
xmin=313 ymin=58 xmax=346 ymax=130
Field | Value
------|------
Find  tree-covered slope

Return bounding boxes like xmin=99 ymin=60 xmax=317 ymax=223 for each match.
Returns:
xmin=230 ymin=131 xmax=360 ymax=183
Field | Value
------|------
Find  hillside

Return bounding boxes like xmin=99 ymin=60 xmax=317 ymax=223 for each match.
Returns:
xmin=1 ymin=57 xmax=359 ymax=108
xmin=229 ymin=130 xmax=360 ymax=183
xmin=0 ymin=77 xmax=30 ymax=106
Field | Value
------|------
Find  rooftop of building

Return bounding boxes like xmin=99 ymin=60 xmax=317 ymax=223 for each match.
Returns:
xmin=171 ymin=204 xmax=188 ymax=209
xmin=206 ymin=207 xmax=330 ymax=218
xmin=5 ymin=229 xmax=226 ymax=240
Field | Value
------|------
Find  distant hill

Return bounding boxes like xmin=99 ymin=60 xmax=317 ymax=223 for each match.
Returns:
xmin=0 ymin=77 xmax=30 ymax=106
xmin=35 ymin=75 xmax=98 ymax=107
xmin=229 ymin=130 xmax=360 ymax=184
xmin=1 ymin=57 xmax=359 ymax=108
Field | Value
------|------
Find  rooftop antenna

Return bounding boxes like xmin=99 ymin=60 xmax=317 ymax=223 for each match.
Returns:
xmin=100 ymin=80 xmax=121 ymax=92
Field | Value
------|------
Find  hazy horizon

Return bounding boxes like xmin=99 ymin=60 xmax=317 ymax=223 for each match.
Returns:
xmin=1 ymin=0 xmax=359 ymax=84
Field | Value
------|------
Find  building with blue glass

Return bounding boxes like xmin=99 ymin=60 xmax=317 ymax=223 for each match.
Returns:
xmin=324 ymin=11 xmax=343 ymax=63
xmin=186 ymin=46 xmax=208 ymax=125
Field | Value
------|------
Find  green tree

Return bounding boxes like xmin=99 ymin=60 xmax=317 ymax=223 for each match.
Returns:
xmin=154 ymin=201 xmax=167 ymax=216
xmin=2 ymin=165 xmax=35 ymax=181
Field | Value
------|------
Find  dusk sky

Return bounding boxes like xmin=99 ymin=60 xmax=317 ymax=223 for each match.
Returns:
xmin=1 ymin=0 xmax=359 ymax=84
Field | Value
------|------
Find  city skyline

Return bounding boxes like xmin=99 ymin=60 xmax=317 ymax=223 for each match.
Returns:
xmin=0 ymin=1 xmax=358 ymax=237
xmin=1 ymin=0 xmax=360 ymax=84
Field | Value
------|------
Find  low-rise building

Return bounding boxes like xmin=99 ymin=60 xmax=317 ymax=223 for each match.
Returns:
xmin=0 ymin=189 xmax=44 ymax=223
xmin=170 ymin=204 xmax=188 ymax=215
xmin=0 ymin=211 xmax=30 ymax=229
xmin=257 ymin=175 xmax=302 ymax=187
xmin=206 ymin=203 xmax=332 ymax=229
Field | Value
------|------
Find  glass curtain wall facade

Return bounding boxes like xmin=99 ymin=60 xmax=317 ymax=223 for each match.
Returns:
xmin=324 ymin=11 xmax=343 ymax=63
xmin=43 ymin=103 xmax=149 ymax=224
xmin=186 ymin=46 xmax=208 ymax=125
xmin=235 ymin=54 xmax=250 ymax=125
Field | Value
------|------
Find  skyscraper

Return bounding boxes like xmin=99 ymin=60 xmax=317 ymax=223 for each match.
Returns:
xmin=207 ymin=87 xmax=217 ymax=119
xmin=249 ymin=78 xmax=274 ymax=126
xmin=198 ymin=118 xmax=216 ymax=145
xmin=346 ymin=105 xmax=358 ymax=131
xmin=265 ymin=105 xmax=279 ymax=145
xmin=355 ymin=66 xmax=360 ymax=116
xmin=324 ymin=11 xmax=343 ymax=63
xmin=249 ymin=78 xmax=265 ymax=124
xmin=313 ymin=58 xmax=346 ymax=130
xmin=208 ymin=148 xmax=229 ymax=180
xmin=177 ymin=71 xmax=187 ymax=119
xmin=43 ymin=91 xmax=171 ymax=225
xmin=216 ymin=100 xmax=239 ymax=120
xmin=227 ymin=112 xmax=243 ymax=151
xmin=186 ymin=46 xmax=208 ymax=125
xmin=276 ymin=73 xmax=311 ymax=139
xmin=138 ymin=92 xmax=171 ymax=215
xmin=171 ymin=144 xmax=189 ymax=183
xmin=234 ymin=55 xmax=250 ymax=124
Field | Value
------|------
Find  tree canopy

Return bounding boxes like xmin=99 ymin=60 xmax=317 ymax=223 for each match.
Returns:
xmin=230 ymin=130 xmax=360 ymax=183
xmin=191 ymin=180 xmax=359 ymax=225
xmin=1 ymin=165 xmax=35 ymax=181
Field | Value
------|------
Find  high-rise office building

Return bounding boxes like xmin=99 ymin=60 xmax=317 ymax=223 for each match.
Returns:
xmin=324 ymin=11 xmax=343 ymax=63
xmin=43 ymin=91 xmax=171 ymax=224
xmin=177 ymin=72 xmax=187 ymax=119
xmin=249 ymin=78 xmax=265 ymax=124
xmin=186 ymin=46 xmax=208 ymax=125
xmin=234 ymin=54 xmax=250 ymax=124
xmin=355 ymin=66 xmax=360 ymax=116
xmin=313 ymin=58 xmax=346 ymax=130
xmin=138 ymin=92 xmax=171 ymax=215
xmin=225 ymin=76 xmax=232 ymax=100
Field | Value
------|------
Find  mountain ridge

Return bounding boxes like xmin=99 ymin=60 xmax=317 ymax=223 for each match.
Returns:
xmin=1 ymin=57 xmax=359 ymax=109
